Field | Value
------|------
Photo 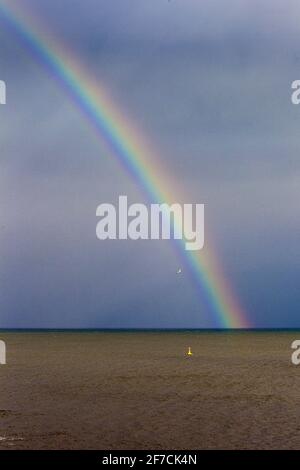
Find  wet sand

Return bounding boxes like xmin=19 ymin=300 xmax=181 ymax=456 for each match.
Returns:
xmin=0 ymin=330 xmax=300 ymax=449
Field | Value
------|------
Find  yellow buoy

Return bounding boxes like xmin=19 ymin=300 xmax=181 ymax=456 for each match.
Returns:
xmin=187 ymin=347 xmax=193 ymax=356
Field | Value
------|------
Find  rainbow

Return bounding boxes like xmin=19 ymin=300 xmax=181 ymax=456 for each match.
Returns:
xmin=0 ymin=0 xmax=249 ymax=328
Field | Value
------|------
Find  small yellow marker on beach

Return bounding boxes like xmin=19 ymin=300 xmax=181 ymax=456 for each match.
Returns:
xmin=187 ymin=347 xmax=193 ymax=356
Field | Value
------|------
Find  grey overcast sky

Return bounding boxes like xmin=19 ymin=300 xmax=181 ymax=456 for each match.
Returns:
xmin=0 ymin=0 xmax=299 ymax=327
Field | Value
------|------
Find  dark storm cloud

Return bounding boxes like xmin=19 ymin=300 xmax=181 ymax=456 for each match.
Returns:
xmin=0 ymin=0 xmax=300 ymax=327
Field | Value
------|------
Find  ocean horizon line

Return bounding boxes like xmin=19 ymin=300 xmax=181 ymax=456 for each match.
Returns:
xmin=0 ymin=327 xmax=300 ymax=333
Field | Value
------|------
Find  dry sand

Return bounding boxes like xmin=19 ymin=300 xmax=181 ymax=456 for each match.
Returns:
xmin=0 ymin=330 xmax=300 ymax=449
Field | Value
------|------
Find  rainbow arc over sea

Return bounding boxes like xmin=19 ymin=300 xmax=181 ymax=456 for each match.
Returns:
xmin=0 ymin=0 xmax=249 ymax=328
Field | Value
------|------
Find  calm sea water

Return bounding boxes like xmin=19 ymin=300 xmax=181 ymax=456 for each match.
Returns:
xmin=0 ymin=330 xmax=299 ymax=449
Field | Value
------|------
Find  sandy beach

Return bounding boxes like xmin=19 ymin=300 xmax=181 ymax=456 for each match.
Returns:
xmin=0 ymin=330 xmax=299 ymax=450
